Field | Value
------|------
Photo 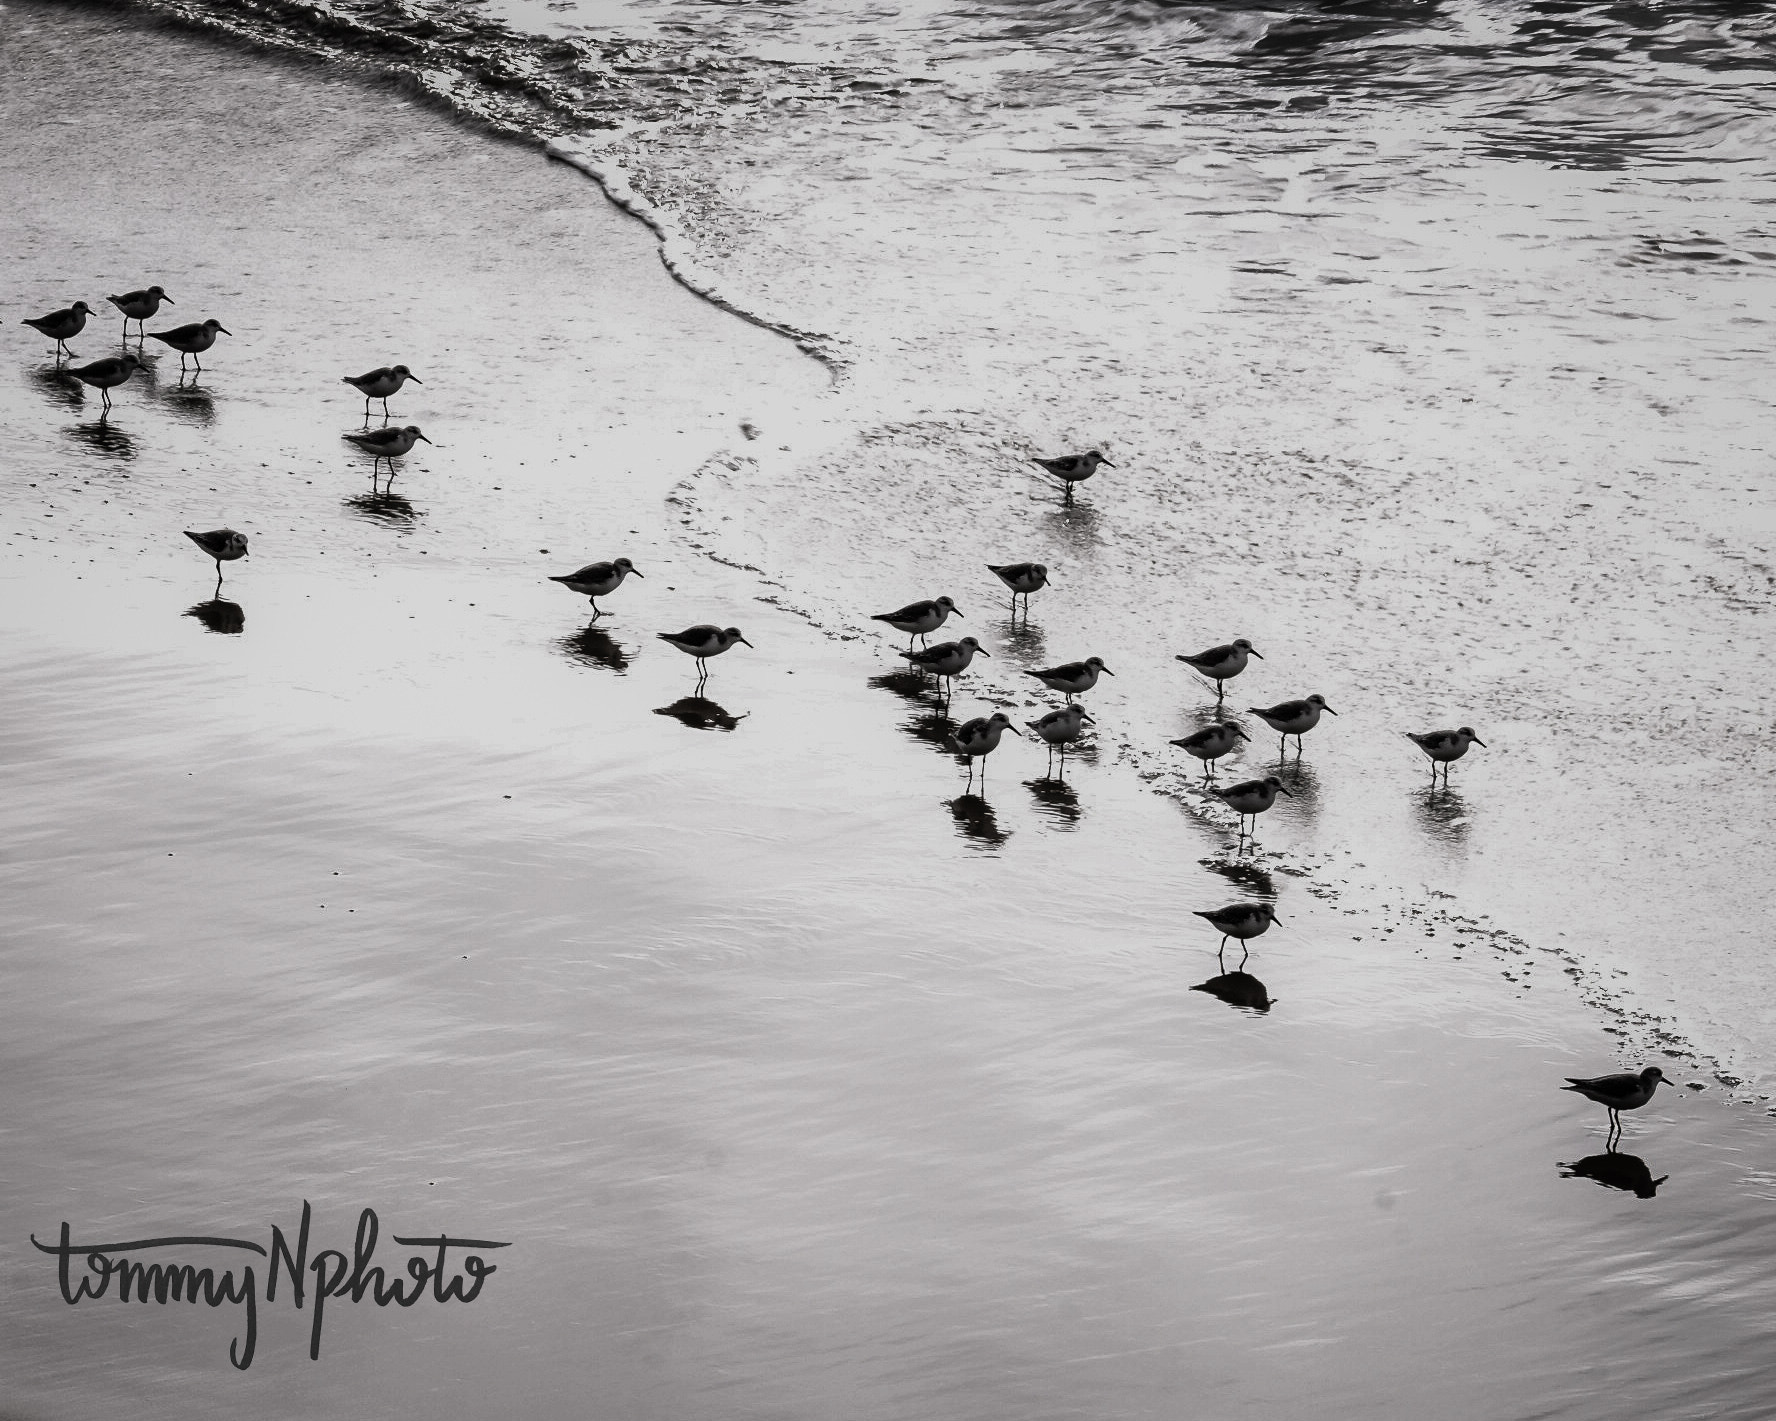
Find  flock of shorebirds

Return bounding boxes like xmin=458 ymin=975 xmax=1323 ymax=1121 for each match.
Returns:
xmin=21 ymin=292 xmax=1657 ymax=1153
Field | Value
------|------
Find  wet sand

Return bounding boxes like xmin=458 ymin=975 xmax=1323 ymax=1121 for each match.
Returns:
xmin=4 ymin=7 xmax=1776 ymax=1419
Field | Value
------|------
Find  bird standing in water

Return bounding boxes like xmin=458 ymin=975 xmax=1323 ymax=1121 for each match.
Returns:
xmin=342 ymin=364 xmax=422 ymax=423
xmin=184 ymin=528 xmax=249 ymax=588
xmin=1171 ymin=721 xmax=1248 ymax=778
xmin=550 ymin=557 xmax=642 ymax=617
xmin=900 ymin=635 xmax=988 ymax=702
xmin=871 ymin=595 xmax=960 ymax=649
xmin=987 ymin=562 xmax=1048 ymax=617
xmin=146 ymin=317 xmax=231 ymax=375
xmin=1562 ymin=1066 xmax=1667 ymax=1149
xmin=22 ymin=301 xmax=95 ymax=360
xmin=1405 ymin=726 xmax=1485 ymax=786
xmin=1025 ymin=655 xmax=1112 ymax=700
xmin=657 ymin=624 xmax=752 ymax=690
xmin=1026 ymin=703 xmax=1092 ymax=775
xmin=1177 ymin=638 xmax=1262 ymax=703
xmin=1213 ymin=774 xmax=1290 ymax=840
xmin=950 ymin=710 xmax=1020 ymax=785
xmin=107 ymin=286 xmax=172 ymax=341
xmin=1031 ymin=450 xmax=1111 ymax=502
xmin=1249 ymin=694 xmax=1337 ymax=758
xmin=66 ymin=352 xmax=143 ymax=414
xmin=1193 ymin=902 xmax=1280 ymax=970
xmin=344 ymin=424 xmax=433 ymax=479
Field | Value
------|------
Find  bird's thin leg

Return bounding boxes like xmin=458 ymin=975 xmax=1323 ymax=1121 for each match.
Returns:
xmin=1239 ymin=940 xmax=1250 ymax=970
xmin=381 ymin=398 xmax=392 ymax=424
xmin=589 ymin=598 xmax=604 ymax=619
xmin=1217 ymin=937 xmax=1227 ymax=972
xmin=213 ymin=562 xmax=224 ymax=593
xmin=1278 ymin=734 xmax=1286 ymax=761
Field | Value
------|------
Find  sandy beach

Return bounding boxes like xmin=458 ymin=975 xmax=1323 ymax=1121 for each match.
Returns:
xmin=4 ymin=4 xmax=1776 ymax=1418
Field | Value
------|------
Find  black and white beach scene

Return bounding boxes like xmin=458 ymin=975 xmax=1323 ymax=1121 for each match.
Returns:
xmin=3 ymin=0 xmax=1774 ymax=1413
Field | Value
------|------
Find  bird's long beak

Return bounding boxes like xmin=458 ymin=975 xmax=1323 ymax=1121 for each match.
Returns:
xmin=954 ymin=607 xmax=964 ymax=618
xmin=217 ymin=325 xmax=233 ymax=336
xmin=1271 ymin=910 xmax=1283 ymax=923
xmin=1324 ymin=705 xmax=1338 ymax=715
xmin=1101 ymin=665 xmax=1115 ymax=676
xmin=409 ymin=374 xmax=423 ymax=383
xmin=738 ymin=636 xmax=755 ymax=648
xmin=163 ymin=295 xmax=175 ymax=304
xmin=1250 ymin=648 xmax=1264 ymax=659
xmin=1233 ymin=725 xmax=1250 ymax=740
xmin=630 ymin=568 xmax=644 ymax=578
xmin=1082 ymin=713 xmax=1095 ymax=724
xmin=417 ymin=433 xmax=434 ymax=444
xmin=1275 ymin=784 xmax=1293 ymax=796
xmin=1100 ymin=458 xmax=1116 ymax=467
xmin=1006 ymin=725 xmax=1023 ymax=737
xmin=977 ymin=647 xmax=991 ymax=657
xmin=1471 ymin=736 xmax=1487 ymax=747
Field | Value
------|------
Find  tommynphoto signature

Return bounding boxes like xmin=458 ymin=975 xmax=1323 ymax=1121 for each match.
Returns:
xmin=31 ymin=1201 xmax=509 ymax=1369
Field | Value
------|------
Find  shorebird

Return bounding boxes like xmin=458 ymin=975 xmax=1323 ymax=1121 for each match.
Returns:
xmin=900 ymin=636 xmax=987 ymax=699
xmin=1563 ymin=1066 xmax=1667 ymax=1149
xmin=1026 ymin=703 xmax=1092 ymax=774
xmin=22 ymin=301 xmax=95 ymax=359
xmin=1032 ymin=450 xmax=1111 ymax=501
xmin=1193 ymin=902 xmax=1280 ymax=970
xmin=987 ymin=562 xmax=1048 ymax=616
xmin=184 ymin=528 xmax=248 ymax=585
xmin=106 ymin=286 xmax=171 ymax=340
xmin=949 ymin=710 xmax=1020 ymax=783
xmin=549 ymin=557 xmax=641 ymax=616
xmin=66 ymin=352 xmax=143 ymax=414
xmin=1177 ymin=638 xmax=1261 ymax=702
xmin=1250 ymin=694 xmax=1337 ymax=757
xmin=1213 ymin=774 xmax=1290 ymax=839
xmin=146 ymin=318 xmax=231 ymax=374
xmin=1171 ymin=721 xmax=1248 ymax=777
xmin=657 ymin=624 xmax=751 ymax=689
xmin=344 ymin=424 xmax=432 ymax=478
xmin=1405 ymin=726 xmax=1485 ymax=785
xmin=871 ymin=595 xmax=960 ymax=648
xmin=1025 ymin=655 xmax=1112 ymax=700
xmin=342 ymin=364 xmax=421 ymax=423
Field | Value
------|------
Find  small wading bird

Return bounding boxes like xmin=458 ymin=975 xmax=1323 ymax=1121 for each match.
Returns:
xmin=22 ymin=300 xmax=95 ymax=360
xmin=184 ymin=528 xmax=249 ymax=586
xmin=107 ymin=286 xmax=171 ymax=341
xmin=1193 ymin=902 xmax=1280 ymax=970
xmin=342 ymin=364 xmax=422 ymax=423
xmin=987 ymin=561 xmax=1047 ymax=616
xmin=1214 ymin=774 xmax=1290 ymax=840
xmin=1562 ymin=1066 xmax=1667 ymax=1150
xmin=146 ymin=317 xmax=231 ymax=375
xmin=1026 ymin=703 xmax=1092 ymax=775
xmin=900 ymin=635 xmax=987 ymax=700
xmin=1026 ymin=655 xmax=1112 ymax=699
xmin=66 ymin=351 xmax=143 ymax=414
xmin=549 ymin=557 xmax=642 ymax=617
xmin=1405 ymin=726 xmax=1485 ymax=786
xmin=657 ymin=624 xmax=751 ymax=689
xmin=1031 ymin=450 xmax=1111 ymax=502
xmin=1250 ymin=693 xmax=1337 ymax=757
xmin=1171 ymin=721 xmax=1248 ymax=778
xmin=871 ymin=595 xmax=960 ymax=649
xmin=1177 ymin=638 xmax=1262 ymax=703
xmin=949 ymin=710 xmax=1020 ymax=784
xmin=344 ymin=424 xmax=432 ymax=479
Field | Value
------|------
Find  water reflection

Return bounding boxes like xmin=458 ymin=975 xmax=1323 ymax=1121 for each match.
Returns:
xmin=1206 ymin=859 xmax=1275 ymax=896
xmin=1191 ymin=971 xmax=1274 ymax=1014
xmin=1412 ymin=784 xmax=1473 ymax=851
xmin=183 ymin=598 xmax=245 ymax=635
xmin=995 ymin=613 xmax=1047 ymax=664
xmin=65 ymin=420 xmax=137 ymax=459
xmin=158 ymin=381 xmax=217 ymax=427
xmin=343 ymin=488 xmax=421 ymax=528
xmin=1270 ymin=756 xmax=1322 ymax=830
xmin=946 ymin=792 xmax=1008 ymax=849
xmin=1042 ymin=500 xmax=1103 ymax=559
xmin=1559 ymin=1151 xmax=1668 ymax=1199
xmin=869 ymin=667 xmax=957 ymax=753
xmin=558 ymin=624 xmax=631 ymax=672
xmin=654 ymin=696 xmax=746 ymax=731
xmin=30 ymin=364 xmax=85 ymax=412
xmin=1026 ymin=775 xmax=1081 ymax=829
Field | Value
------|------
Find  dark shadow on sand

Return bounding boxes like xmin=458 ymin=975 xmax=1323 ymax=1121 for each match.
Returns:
xmin=1559 ymin=1151 xmax=1667 ymax=1199
xmin=183 ymin=598 xmax=245 ymax=635
xmin=654 ymin=696 xmax=746 ymax=731
xmin=559 ymin=624 xmax=631 ymax=672
xmin=1192 ymin=971 xmax=1274 ymax=1014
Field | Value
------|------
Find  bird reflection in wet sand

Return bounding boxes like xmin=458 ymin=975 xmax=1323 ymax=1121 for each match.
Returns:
xmin=158 ymin=381 xmax=216 ymax=427
xmin=66 ymin=420 xmax=137 ymax=460
xmin=559 ymin=623 xmax=630 ymax=672
xmin=947 ymin=793 xmax=1009 ymax=848
xmin=31 ymin=364 xmax=85 ymax=411
xmin=1559 ymin=1152 xmax=1668 ymax=1199
xmin=1025 ymin=775 xmax=1081 ymax=829
xmin=1192 ymin=972 xmax=1274 ymax=1014
xmin=344 ymin=488 xmax=421 ymax=528
xmin=868 ymin=668 xmax=957 ymax=753
xmin=1412 ymin=783 xmax=1472 ymax=848
xmin=654 ymin=696 xmax=746 ymax=731
xmin=183 ymin=598 xmax=244 ymax=635
xmin=1208 ymin=859 xmax=1275 ymax=897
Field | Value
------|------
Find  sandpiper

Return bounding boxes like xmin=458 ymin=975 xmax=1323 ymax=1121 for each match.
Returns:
xmin=343 ymin=364 xmax=422 ymax=423
xmin=106 ymin=286 xmax=171 ymax=340
xmin=1405 ymin=726 xmax=1485 ymax=785
xmin=344 ymin=424 xmax=432 ymax=478
xmin=1250 ymin=694 xmax=1337 ymax=757
xmin=185 ymin=528 xmax=248 ymax=583
xmin=1214 ymin=774 xmax=1290 ymax=838
xmin=66 ymin=351 xmax=143 ymax=414
xmin=1026 ymin=703 xmax=1092 ymax=774
xmin=22 ymin=301 xmax=95 ymax=359
xmin=146 ymin=318 xmax=231 ymax=374
xmin=950 ymin=710 xmax=1020 ymax=782
xmin=1025 ymin=655 xmax=1112 ymax=700
xmin=658 ymin=624 xmax=751 ymax=688
xmin=1176 ymin=638 xmax=1261 ymax=702
xmin=1563 ymin=1066 xmax=1666 ymax=1148
xmin=1193 ymin=902 xmax=1280 ymax=969
xmin=549 ymin=557 xmax=641 ymax=616
xmin=871 ymin=595 xmax=960 ymax=648
xmin=1171 ymin=721 xmax=1248 ymax=777
xmin=901 ymin=636 xmax=988 ymax=698
xmin=987 ymin=562 xmax=1048 ymax=615
xmin=1032 ymin=450 xmax=1111 ymax=501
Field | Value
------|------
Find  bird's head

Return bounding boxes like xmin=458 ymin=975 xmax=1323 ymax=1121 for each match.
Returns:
xmin=149 ymin=286 xmax=169 ymax=300
xmin=1264 ymin=775 xmax=1291 ymax=796
xmin=989 ymin=712 xmax=1021 ymax=735
xmin=206 ymin=319 xmax=232 ymax=336
xmin=1071 ymin=704 xmax=1094 ymax=725
xmin=1308 ymin=693 xmax=1337 ymax=714
xmin=614 ymin=556 xmax=641 ymax=577
xmin=1229 ymin=722 xmax=1251 ymax=741
xmin=1233 ymin=638 xmax=1262 ymax=658
xmin=1086 ymin=656 xmax=1113 ymax=675
xmin=725 ymin=627 xmax=753 ymax=648
xmin=73 ymin=301 xmax=92 ymax=314
xmin=1459 ymin=726 xmax=1486 ymax=747
xmin=1089 ymin=451 xmax=1113 ymax=468
xmin=936 ymin=595 xmax=960 ymax=614
xmin=959 ymin=636 xmax=988 ymax=657
xmin=405 ymin=426 xmax=432 ymax=444
xmin=1641 ymin=1066 xmax=1666 ymax=1090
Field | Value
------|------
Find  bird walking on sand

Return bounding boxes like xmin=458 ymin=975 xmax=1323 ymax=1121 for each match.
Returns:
xmin=1250 ymin=694 xmax=1337 ymax=758
xmin=949 ymin=710 xmax=1020 ymax=784
xmin=987 ymin=562 xmax=1048 ymax=617
xmin=1026 ymin=703 xmax=1092 ymax=775
xmin=1171 ymin=721 xmax=1248 ymax=777
xmin=22 ymin=301 xmax=95 ymax=360
xmin=146 ymin=318 xmax=231 ymax=375
xmin=1214 ymin=774 xmax=1290 ymax=840
xmin=1193 ymin=902 xmax=1280 ymax=970
xmin=872 ymin=595 xmax=960 ymax=649
xmin=549 ymin=557 xmax=641 ymax=617
xmin=342 ymin=364 xmax=421 ymax=423
xmin=185 ymin=528 xmax=248 ymax=589
xmin=1405 ymin=726 xmax=1485 ymax=786
xmin=1026 ymin=656 xmax=1112 ymax=700
xmin=66 ymin=352 xmax=143 ymax=414
xmin=1177 ymin=638 xmax=1261 ymax=703
xmin=901 ymin=635 xmax=988 ymax=701
xmin=107 ymin=286 xmax=171 ymax=341
xmin=1563 ymin=1066 xmax=1667 ymax=1149
xmin=1032 ymin=450 xmax=1111 ymax=502
xmin=344 ymin=424 xmax=432 ymax=479
xmin=658 ymin=624 xmax=751 ymax=689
